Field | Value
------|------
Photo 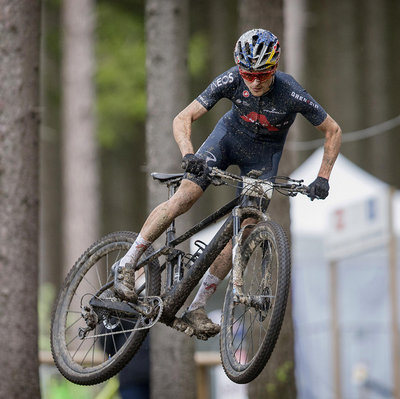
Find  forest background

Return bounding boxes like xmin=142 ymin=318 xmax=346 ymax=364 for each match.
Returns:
xmin=0 ymin=0 xmax=399 ymax=398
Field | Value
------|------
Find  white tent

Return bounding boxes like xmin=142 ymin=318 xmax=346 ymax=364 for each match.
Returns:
xmin=290 ymin=147 xmax=400 ymax=235
xmin=290 ymin=148 xmax=400 ymax=399
xmin=189 ymin=150 xmax=400 ymax=398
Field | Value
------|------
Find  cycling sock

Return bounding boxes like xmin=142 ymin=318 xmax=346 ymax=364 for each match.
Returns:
xmin=188 ymin=270 xmax=221 ymax=312
xmin=120 ymin=233 xmax=152 ymax=267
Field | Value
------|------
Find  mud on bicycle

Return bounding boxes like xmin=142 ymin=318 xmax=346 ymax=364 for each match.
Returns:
xmin=51 ymin=166 xmax=312 ymax=386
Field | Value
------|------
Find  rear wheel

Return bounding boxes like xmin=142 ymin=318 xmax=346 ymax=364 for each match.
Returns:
xmin=220 ymin=221 xmax=291 ymax=384
xmin=51 ymin=231 xmax=161 ymax=386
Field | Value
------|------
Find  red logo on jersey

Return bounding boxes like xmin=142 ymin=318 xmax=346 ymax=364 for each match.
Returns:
xmin=243 ymin=90 xmax=250 ymax=98
xmin=240 ymin=112 xmax=279 ymax=131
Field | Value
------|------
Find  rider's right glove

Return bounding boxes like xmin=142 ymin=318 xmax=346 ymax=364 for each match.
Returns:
xmin=309 ymin=176 xmax=329 ymax=201
xmin=181 ymin=153 xmax=207 ymax=176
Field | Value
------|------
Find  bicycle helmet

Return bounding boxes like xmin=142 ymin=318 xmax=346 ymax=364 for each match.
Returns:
xmin=234 ymin=29 xmax=280 ymax=72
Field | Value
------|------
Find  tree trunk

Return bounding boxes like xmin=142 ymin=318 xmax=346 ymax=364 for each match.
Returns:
xmin=145 ymin=1 xmax=196 ymax=398
xmin=39 ymin=0 xmax=63 ymax=290
xmin=0 ymin=1 xmax=41 ymax=398
xmin=61 ymin=0 xmax=99 ymax=277
xmin=238 ymin=1 xmax=297 ymax=398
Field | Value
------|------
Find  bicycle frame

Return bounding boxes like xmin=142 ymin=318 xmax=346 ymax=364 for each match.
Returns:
xmin=133 ymin=178 xmax=271 ymax=327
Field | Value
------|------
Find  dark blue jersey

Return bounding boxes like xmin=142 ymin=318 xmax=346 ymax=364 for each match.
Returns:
xmin=196 ymin=66 xmax=327 ymax=144
xmin=185 ymin=66 xmax=328 ymax=191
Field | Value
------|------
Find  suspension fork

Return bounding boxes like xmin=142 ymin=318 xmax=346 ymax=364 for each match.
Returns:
xmin=231 ymin=206 xmax=269 ymax=302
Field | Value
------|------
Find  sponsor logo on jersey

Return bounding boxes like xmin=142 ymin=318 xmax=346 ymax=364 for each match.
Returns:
xmin=291 ymin=91 xmax=319 ymax=109
xmin=205 ymin=151 xmax=217 ymax=164
xmin=211 ymin=73 xmax=234 ymax=89
xmin=240 ymin=112 xmax=279 ymax=131
xmin=243 ymin=90 xmax=250 ymax=98
xmin=263 ymin=108 xmax=286 ymax=115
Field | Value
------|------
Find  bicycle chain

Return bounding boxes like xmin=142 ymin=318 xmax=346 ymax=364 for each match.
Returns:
xmin=82 ymin=296 xmax=164 ymax=340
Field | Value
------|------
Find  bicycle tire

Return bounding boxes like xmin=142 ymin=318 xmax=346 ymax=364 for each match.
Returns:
xmin=220 ymin=221 xmax=291 ymax=384
xmin=51 ymin=231 xmax=161 ymax=386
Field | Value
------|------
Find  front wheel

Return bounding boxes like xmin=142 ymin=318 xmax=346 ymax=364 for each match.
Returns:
xmin=220 ymin=221 xmax=291 ymax=384
xmin=51 ymin=231 xmax=161 ymax=386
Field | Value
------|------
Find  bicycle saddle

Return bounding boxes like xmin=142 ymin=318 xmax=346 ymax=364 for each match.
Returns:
xmin=151 ymin=172 xmax=184 ymax=183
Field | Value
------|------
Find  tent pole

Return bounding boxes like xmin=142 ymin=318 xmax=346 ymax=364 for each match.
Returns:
xmin=389 ymin=186 xmax=399 ymax=398
xmin=330 ymin=259 xmax=342 ymax=399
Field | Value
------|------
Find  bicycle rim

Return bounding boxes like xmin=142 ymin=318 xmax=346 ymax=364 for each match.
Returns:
xmin=51 ymin=231 xmax=161 ymax=385
xmin=220 ymin=221 xmax=291 ymax=383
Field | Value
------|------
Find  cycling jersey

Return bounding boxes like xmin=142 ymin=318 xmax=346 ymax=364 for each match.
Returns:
xmin=185 ymin=66 xmax=327 ymax=191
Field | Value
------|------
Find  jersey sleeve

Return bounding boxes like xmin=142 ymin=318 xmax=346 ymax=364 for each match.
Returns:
xmin=286 ymin=76 xmax=327 ymax=126
xmin=196 ymin=67 xmax=239 ymax=111
xmin=293 ymin=89 xmax=327 ymax=126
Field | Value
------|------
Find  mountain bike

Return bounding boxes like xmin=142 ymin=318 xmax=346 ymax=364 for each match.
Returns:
xmin=51 ymin=167 xmax=312 ymax=386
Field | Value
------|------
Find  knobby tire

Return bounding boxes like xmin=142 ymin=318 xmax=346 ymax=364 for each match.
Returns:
xmin=220 ymin=221 xmax=291 ymax=384
xmin=51 ymin=231 xmax=161 ymax=386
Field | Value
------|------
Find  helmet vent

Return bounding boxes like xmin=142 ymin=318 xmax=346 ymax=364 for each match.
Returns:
xmin=244 ymin=42 xmax=251 ymax=55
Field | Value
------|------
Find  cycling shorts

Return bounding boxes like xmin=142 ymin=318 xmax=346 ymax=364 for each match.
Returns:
xmin=184 ymin=114 xmax=284 ymax=192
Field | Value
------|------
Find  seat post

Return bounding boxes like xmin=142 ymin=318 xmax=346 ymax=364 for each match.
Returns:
xmin=165 ymin=181 xmax=179 ymax=245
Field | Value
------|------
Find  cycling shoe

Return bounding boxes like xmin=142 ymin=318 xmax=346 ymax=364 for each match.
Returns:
xmin=181 ymin=307 xmax=220 ymax=340
xmin=113 ymin=261 xmax=138 ymax=303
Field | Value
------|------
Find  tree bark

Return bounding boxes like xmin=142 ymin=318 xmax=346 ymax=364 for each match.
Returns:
xmin=145 ymin=1 xmax=196 ymax=398
xmin=0 ymin=1 xmax=41 ymax=398
xmin=61 ymin=0 xmax=99 ymax=277
xmin=238 ymin=1 xmax=297 ymax=398
xmin=39 ymin=0 xmax=63 ymax=290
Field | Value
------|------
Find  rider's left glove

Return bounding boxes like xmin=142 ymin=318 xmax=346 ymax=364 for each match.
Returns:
xmin=309 ymin=177 xmax=329 ymax=200
xmin=181 ymin=154 xmax=208 ymax=176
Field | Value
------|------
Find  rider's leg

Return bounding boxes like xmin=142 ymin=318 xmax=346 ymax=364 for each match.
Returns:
xmin=114 ymin=179 xmax=203 ymax=301
xmin=119 ymin=179 xmax=203 ymax=266
xmin=182 ymin=218 xmax=257 ymax=337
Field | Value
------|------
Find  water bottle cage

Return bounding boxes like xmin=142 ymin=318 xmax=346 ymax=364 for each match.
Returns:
xmin=183 ymin=240 xmax=207 ymax=269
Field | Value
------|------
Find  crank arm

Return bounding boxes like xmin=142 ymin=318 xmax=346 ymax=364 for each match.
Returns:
xmin=89 ymin=298 xmax=142 ymax=318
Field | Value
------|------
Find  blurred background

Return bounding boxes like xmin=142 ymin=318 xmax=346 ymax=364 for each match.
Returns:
xmin=35 ymin=0 xmax=400 ymax=398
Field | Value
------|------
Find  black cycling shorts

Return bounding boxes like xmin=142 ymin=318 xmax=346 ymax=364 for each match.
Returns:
xmin=184 ymin=115 xmax=284 ymax=192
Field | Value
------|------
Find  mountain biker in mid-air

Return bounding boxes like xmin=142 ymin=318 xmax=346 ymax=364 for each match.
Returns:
xmin=112 ymin=28 xmax=342 ymax=339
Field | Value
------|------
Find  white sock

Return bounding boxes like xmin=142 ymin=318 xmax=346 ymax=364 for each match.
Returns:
xmin=120 ymin=233 xmax=152 ymax=267
xmin=188 ymin=270 xmax=222 ymax=311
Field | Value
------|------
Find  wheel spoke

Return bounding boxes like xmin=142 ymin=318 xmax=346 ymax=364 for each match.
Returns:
xmin=65 ymin=314 xmax=83 ymax=332
xmin=51 ymin=232 xmax=160 ymax=384
xmin=221 ymin=222 xmax=290 ymax=382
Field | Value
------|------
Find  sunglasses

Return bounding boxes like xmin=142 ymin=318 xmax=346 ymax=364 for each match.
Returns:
xmin=239 ymin=65 xmax=277 ymax=82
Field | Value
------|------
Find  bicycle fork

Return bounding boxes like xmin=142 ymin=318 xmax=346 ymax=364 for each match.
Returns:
xmin=231 ymin=206 xmax=268 ymax=307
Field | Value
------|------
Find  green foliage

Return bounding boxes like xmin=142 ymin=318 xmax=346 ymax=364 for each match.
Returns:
xmin=42 ymin=375 xmax=120 ymax=399
xmin=96 ymin=2 xmax=146 ymax=148
xmin=188 ymin=32 xmax=209 ymax=78
xmin=38 ymin=283 xmax=56 ymax=351
xmin=275 ymin=360 xmax=294 ymax=383
xmin=95 ymin=1 xmax=212 ymax=149
xmin=264 ymin=361 xmax=294 ymax=397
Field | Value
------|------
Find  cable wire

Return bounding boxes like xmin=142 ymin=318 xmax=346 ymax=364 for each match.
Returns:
xmin=286 ymin=114 xmax=400 ymax=151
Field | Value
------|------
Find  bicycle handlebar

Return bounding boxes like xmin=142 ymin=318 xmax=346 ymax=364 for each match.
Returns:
xmin=181 ymin=164 xmax=314 ymax=199
xmin=208 ymin=167 xmax=312 ymax=199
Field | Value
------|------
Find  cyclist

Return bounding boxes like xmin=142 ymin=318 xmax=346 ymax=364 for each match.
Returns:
xmin=113 ymin=29 xmax=342 ymax=338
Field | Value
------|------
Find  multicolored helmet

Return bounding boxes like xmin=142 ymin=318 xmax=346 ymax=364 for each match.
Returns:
xmin=234 ymin=29 xmax=280 ymax=72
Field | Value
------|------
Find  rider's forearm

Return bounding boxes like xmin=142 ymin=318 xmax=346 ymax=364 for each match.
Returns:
xmin=316 ymin=116 xmax=342 ymax=180
xmin=173 ymin=100 xmax=208 ymax=157
xmin=173 ymin=112 xmax=195 ymax=156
